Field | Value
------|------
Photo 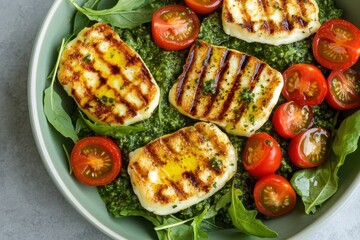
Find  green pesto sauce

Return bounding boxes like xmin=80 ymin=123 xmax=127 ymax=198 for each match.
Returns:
xmin=98 ymin=0 xmax=342 ymax=225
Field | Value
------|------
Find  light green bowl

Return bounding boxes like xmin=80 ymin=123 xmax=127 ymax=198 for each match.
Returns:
xmin=28 ymin=0 xmax=360 ymax=239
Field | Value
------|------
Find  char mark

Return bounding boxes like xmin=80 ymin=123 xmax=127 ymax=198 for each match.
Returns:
xmin=189 ymin=46 xmax=214 ymax=114
xmin=217 ymin=54 xmax=249 ymax=120
xmin=176 ymin=47 xmax=196 ymax=105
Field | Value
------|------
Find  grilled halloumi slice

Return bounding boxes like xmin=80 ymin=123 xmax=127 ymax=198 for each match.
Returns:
xmin=169 ymin=41 xmax=283 ymax=137
xmin=222 ymin=0 xmax=321 ymax=45
xmin=58 ymin=23 xmax=160 ymax=126
xmin=128 ymin=122 xmax=237 ymax=215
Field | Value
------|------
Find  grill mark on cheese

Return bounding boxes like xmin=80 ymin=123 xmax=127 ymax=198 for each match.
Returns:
xmin=58 ymin=23 xmax=160 ymax=126
xmin=217 ymin=54 xmax=249 ymax=120
xmin=189 ymin=46 xmax=213 ymax=114
xmin=202 ymin=50 xmax=230 ymax=117
xmin=169 ymin=41 xmax=284 ymax=136
xmin=176 ymin=49 xmax=196 ymax=105
xmin=222 ymin=0 xmax=320 ymax=45
xmin=127 ymin=122 xmax=237 ymax=215
xmin=239 ymin=2 xmax=253 ymax=32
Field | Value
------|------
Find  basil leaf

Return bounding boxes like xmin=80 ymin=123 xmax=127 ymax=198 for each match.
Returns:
xmin=69 ymin=0 xmax=155 ymax=29
xmin=229 ymin=185 xmax=277 ymax=238
xmin=44 ymin=87 xmax=78 ymax=143
xmin=291 ymin=110 xmax=360 ymax=214
xmin=79 ymin=111 xmax=146 ymax=138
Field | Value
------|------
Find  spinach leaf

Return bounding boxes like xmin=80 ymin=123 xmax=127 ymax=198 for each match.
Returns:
xmin=291 ymin=110 xmax=360 ymax=214
xmin=79 ymin=111 xmax=146 ymax=138
xmin=43 ymin=38 xmax=79 ymax=143
xmin=228 ymin=183 xmax=278 ymax=238
xmin=68 ymin=0 xmax=155 ymax=29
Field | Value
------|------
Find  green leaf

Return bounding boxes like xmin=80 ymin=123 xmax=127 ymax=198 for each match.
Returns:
xmin=43 ymin=38 xmax=78 ymax=143
xmin=155 ymin=216 xmax=194 ymax=240
xmin=43 ymin=87 xmax=79 ymax=142
xmin=229 ymin=184 xmax=278 ymax=238
xmin=72 ymin=0 xmax=101 ymax=34
xmin=79 ymin=111 xmax=146 ymax=138
xmin=332 ymin=110 xmax=360 ymax=162
xmin=190 ymin=208 xmax=209 ymax=240
xmin=291 ymin=110 xmax=360 ymax=214
xmin=291 ymin=159 xmax=338 ymax=214
xmin=68 ymin=0 xmax=155 ymax=29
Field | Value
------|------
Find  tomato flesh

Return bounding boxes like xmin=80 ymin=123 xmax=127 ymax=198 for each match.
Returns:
xmin=282 ymin=64 xmax=328 ymax=106
xmin=288 ymin=128 xmax=330 ymax=168
xmin=152 ymin=5 xmax=200 ymax=51
xmin=313 ymin=19 xmax=360 ymax=70
xmin=242 ymin=132 xmax=282 ymax=178
xmin=325 ymin=68 xmax=360 ymax=110
xmin=254 ymin=174 xmax=296 ymax=218
xmin=272 ymin=101 xmax=313 ymax=138
xmin=184 ymin=0 xmax=222 ymax=14
xmin=70 ymin=136 xmax=122 ymax=186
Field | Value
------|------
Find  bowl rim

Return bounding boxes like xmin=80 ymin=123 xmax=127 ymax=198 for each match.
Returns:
xmin=28 ymin=0 xmax=360 ymax=239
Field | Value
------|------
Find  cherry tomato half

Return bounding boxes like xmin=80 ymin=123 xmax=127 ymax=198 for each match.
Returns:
xmin=325 ymin=68 xmax=360 ymax=110
xmin=272 ymin=101 xmax=313 ymax=139
xmin=70 ymin=136 xmax=122 ymax=186
xmin=184 ymin=0 xmax=222 ymax=15
xmin=151 ymin=5 xmax=200 ymax=51
xmin=242 ymin=132 xmax=282 ymax=178
xmin=313 ymin=19 xmax=360 ymax=70
xmin=282 ymin=64 xmax=328 ymax=106
xmin=288 ymin=128 xmax=330 ymax=168
xmin=254 ymin=174 xmax=296 ymax=218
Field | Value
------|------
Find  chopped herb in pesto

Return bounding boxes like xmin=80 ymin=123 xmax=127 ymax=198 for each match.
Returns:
xmin=265 ymin=139 xmax=273 ymax=146
xmin=99 ymin=95 xmax=115 ymax=105
xmin=202 ymin=79 xmax=216 ymax=95
xmin=210 ymin=157 xmax=222 ymax=169
xmin=241 ymin=88 xmax=255 ymax=103
xmin=83 ymin=54 xmax=92 ymax=63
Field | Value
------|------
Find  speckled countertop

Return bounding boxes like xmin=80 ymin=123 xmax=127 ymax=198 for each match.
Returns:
xmin=0 ymin=0 xmax=359 ymax=239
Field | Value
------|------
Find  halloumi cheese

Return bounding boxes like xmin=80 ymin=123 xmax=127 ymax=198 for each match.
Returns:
xmin=169 ymin=41 xmax=283 ymax=137
xmin=57 ymin=23 xmax=160 ymax=126
xmin=127 ymin=122 xmax=237 ymax=215
xmin=222 ymin=0 xmax=321 ymax=45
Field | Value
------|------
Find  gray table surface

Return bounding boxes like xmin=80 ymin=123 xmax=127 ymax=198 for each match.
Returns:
xmin=1 ymin=0 xmax=359 ymax=239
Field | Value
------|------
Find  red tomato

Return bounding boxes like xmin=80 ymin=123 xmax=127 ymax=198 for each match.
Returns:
xmin=253 ymin=174 xmax=296 ymax=218
xmin=288 ymin=128 xmax=330 ymax=168
xmin=151 ymin=5 xmax=200 ymax=51
xmin=282 ymin=64 xmax=328 ymax=106
xmin=184 ymin=0 xmax=222 ymax=14
xmin=325 ymin=68 xmax=360 ymax=110
xmin=242 ymin=132 xmax=282 ymax=178
xmin=272 ymin=101 xmax=313 ymax=138
xmin=70 ymin=136 xmax=122 ymax=186
xmin=313 ymin=19 xmax=360 ymax=70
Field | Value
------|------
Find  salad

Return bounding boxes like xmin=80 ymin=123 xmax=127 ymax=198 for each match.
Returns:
xmin=43 ymin=0 xmax=360 ymax=239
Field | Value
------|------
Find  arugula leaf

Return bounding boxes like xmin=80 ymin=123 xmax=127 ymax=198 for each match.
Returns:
xmin=43 ymin=38 xmax=78 ymax=143
xmin=291 ymin=110 xmax=360 ymax=214
xmin=79 ymin=111 xmax=146 ymax=138
xmin=228 ymin=184 xmax=278 ymax=238
xmin=68 ymin=0 xmax=155 ymax=29
xmin=72 ymin=0 xmax=101 ymax=34
xmin=190 ymin=208 xmax=209 ymax=240
xmin=154 ymin=215 xmax=194 ymax=240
